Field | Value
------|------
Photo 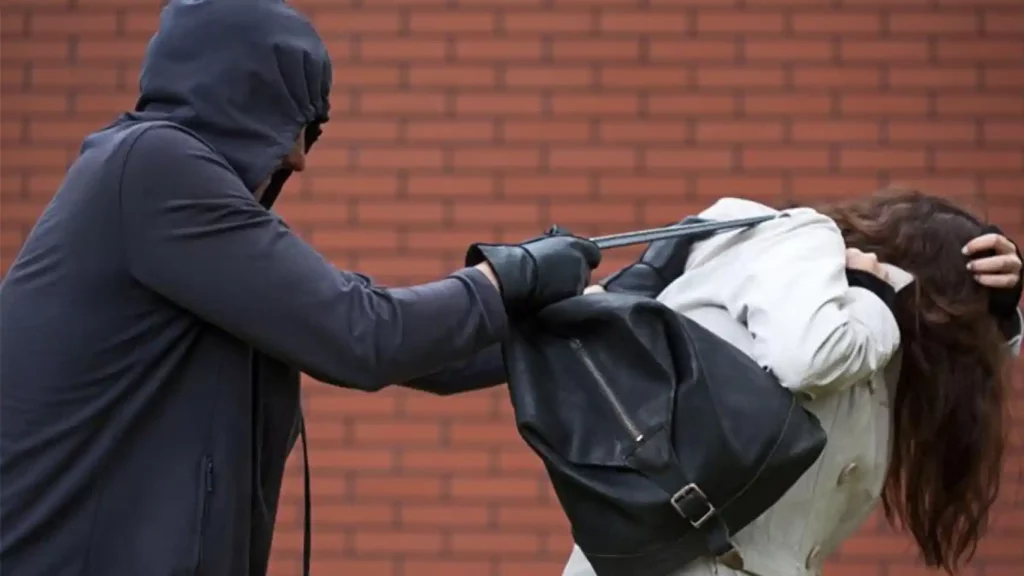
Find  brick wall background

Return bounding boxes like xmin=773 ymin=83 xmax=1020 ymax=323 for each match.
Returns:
xmin=2 ymin=0 xmax=1022 ymax=574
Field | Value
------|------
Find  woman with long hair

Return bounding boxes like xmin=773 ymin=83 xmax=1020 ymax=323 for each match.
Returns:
xmin=564 ymin=189 xmax=1022 ymax=576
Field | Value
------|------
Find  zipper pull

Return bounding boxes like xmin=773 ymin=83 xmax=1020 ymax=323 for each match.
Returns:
xmin=205 ymin=460 xmax=214 ymax=493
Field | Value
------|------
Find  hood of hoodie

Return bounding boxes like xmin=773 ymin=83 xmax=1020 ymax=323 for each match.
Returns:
xmin=123 ymin=0 xmax=331 ymax=208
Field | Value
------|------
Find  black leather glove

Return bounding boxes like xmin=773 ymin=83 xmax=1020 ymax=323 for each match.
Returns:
xmin=465 ymin=228 xmax=602 ymax=313
xmin=600 ymin=216 xmax=714 ymax=299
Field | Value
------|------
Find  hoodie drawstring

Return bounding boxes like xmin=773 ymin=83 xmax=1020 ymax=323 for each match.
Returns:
xmin=300 ymin=413 xmax=311 ymax=576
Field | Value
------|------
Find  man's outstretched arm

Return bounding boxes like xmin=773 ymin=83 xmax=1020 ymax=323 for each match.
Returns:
xmin=120 ymin=125 xmax=507 ymax=391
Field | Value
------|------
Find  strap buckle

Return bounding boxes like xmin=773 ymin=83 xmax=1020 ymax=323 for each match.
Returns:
xmin=670 ymin=483 xmax=716 ymax=529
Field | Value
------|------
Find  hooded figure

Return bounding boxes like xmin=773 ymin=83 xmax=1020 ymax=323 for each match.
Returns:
xmin=0 ymin=1 xmax=606 ymax=574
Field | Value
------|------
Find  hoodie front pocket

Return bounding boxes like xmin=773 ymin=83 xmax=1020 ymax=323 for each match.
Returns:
xmin=191 ymin=455 xmax=214 ymax=573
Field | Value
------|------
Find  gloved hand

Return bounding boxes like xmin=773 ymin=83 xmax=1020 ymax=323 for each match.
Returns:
xmin=466 ymin=227 xmax=601 ymax=314
xmin=600 ymin=216 xmax=714 ymax=298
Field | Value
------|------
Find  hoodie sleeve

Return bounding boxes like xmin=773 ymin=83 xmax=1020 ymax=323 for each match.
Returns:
xmin=402 ymin=344 xmax=507 ymax=395
xmin=118 ymin=125 xmax=508 ymax=391
xmin=335 ymin=273 xmax=508 ymax=394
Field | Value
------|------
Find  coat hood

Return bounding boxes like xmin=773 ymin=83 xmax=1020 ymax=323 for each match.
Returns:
xmin=125 ymin=0 xmax=331 ymax=207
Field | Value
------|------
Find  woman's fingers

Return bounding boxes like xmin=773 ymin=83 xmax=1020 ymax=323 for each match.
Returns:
xmin=963 ymin=233 xmax=1021 ymax=289
xmin=973 ymin=272 xmax=1021 ymax=289
xmin=962 ymin=233 xmax=1017 ymax=257
xmin=968 ymin=253 xmax=1022 ymax=275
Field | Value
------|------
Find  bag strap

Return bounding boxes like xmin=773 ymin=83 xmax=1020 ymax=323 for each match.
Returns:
xmin=623 ymin=212 xmax=792 ymax=560
xmin=627 ymin=431 xmax=735 ymax=559
xmin=589 ymin=214 xmax=781 ymax=250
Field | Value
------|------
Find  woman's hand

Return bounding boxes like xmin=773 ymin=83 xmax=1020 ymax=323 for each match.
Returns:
xmin=963 ymin=233 xmax=1022 ymax=289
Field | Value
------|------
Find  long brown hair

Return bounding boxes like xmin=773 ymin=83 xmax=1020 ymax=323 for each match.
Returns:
xmin=817 ymin=188 xmax=1011 ymax=573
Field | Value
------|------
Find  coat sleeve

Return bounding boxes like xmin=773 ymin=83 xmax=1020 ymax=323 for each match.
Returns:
xmin=118 ymin=126 xmax=508 ymax=391
xmin=716 ymin=209 xmax=902 ymax=396
xmin=561 ymin=544 xmax=597 ymax=576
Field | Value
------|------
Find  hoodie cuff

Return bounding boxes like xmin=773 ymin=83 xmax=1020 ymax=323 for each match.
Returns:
xmin=451 ymin=267 xmax=508 ymax=340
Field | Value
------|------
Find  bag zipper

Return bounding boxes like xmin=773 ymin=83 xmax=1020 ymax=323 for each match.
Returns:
xmin=570 ymin=338 xmax=645 ymax=442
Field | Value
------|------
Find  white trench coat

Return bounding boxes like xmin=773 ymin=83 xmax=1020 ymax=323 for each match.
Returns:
xmin=562 ymin=198 xmax=1022 ymax=576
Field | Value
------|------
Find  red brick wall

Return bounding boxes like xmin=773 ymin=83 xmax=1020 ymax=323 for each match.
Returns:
xmin=2 ymin=0 xmax=1022 ymax=574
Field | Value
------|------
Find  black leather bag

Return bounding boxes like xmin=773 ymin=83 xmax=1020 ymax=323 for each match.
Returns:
xmin=502 ymin=292 xmax=827 ymax=576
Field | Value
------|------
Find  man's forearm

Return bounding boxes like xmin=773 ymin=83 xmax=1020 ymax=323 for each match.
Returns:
xmin=401 ymin=344 xmax=506 ymax=395
xmin=402 ymin=284 xmax=606 ymax=396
